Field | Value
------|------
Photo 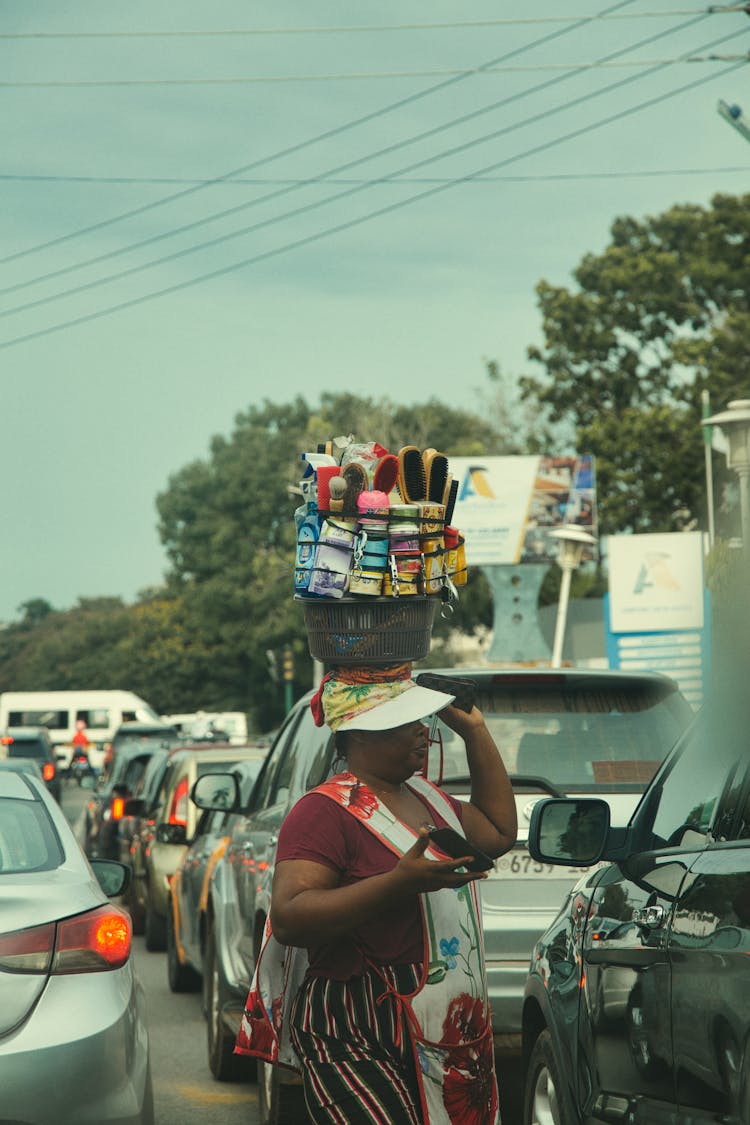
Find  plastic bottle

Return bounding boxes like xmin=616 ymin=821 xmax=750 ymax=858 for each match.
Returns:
xmin=294 ymin=504 xmax=321 ymax=593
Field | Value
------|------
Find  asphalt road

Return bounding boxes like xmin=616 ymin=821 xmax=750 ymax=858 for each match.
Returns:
xmin=62 ymin=781 xmax=523 ymax=1125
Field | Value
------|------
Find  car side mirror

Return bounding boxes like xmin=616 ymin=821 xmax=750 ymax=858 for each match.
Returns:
xmin=190 ymin=772 xmax=240 ymax=812
xmin=528 ymin=798 xmax=610 ymax=866
xmin=90 ymin=859 xmax=131 ymax=897
xmin=156 ymin=823 xmax=187 ymax=846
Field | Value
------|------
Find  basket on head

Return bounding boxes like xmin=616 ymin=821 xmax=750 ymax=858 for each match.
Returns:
xmin=298 ymin=596 xmax=437 ymax=665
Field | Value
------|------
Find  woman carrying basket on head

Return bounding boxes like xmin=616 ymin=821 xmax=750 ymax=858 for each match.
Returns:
xmin=236 ymin=666 xmax=517 ymax=1124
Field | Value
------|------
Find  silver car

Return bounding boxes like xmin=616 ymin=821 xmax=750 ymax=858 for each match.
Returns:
xmin=0 ymin=769 xmax=153 ymax=1125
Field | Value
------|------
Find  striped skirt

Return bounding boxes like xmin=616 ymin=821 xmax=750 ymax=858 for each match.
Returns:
xmin=289 ymin=964 xmax=424 ymax=1125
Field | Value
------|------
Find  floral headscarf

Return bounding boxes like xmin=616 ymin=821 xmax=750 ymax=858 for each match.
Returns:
xmin=311 ymin=663 xmax=412 ymax=731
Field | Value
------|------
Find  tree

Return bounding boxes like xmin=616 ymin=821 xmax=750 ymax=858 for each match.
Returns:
xmin=521 ymin=194 xmax=750 ymax=536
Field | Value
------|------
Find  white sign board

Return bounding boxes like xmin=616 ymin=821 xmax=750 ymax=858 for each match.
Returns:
xmin=450 ymin=455 xmax=596 ymax=566
xmin=607 ymin=532 xmax=705 ymax=634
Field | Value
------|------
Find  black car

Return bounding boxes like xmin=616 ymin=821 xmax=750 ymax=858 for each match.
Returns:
xmin=84 ymin=743 xmax=164 ymax=860
xmin=522 ymin=697 xmax=750 ymax=1124
xmin=1 ymin=726 xmax=62 ymax=802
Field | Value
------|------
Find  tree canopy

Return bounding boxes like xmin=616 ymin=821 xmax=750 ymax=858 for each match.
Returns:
xmin=521 ymin=193 xmax=750 ymax=536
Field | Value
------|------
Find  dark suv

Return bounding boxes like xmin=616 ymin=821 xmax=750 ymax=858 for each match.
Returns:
xmin=522 ymin=696 xmax=750 ymax=1124
xmin=1 ymin=726 xmax=61 ymax=802
xmin=190 ymin=667 xmax=690 ymax=1124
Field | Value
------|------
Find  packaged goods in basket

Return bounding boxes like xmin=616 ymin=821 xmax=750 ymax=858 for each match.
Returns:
xmin=293 ymin=436 xmax=467 ymax=608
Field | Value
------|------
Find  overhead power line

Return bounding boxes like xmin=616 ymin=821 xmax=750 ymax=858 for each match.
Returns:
xmin=0 ymin=57 xmax=742 ymax=353
xmin=3 ymin=166 xmax=749 ymax=187
xmin=0 ymin=8 xmax=710 ymax=298
xmin=0 ymin=55 xmax=744 ymax=86
xmin=0 ymin=8 xmax=744 ymax=39
xmin=0 ymin=0 xmax=645 ymax=267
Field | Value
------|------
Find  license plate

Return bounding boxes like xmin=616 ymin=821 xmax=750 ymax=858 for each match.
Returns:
xmin=492 ymin=850 xmax=594 ymax=879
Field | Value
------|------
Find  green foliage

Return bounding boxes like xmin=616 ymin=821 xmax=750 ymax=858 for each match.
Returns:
xmin=521 ymin=193 xmax=750 ymax=536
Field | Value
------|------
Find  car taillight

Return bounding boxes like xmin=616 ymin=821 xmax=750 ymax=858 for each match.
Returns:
xmin=0 ymin=922 xmax=54 ymax=972
xmin=0 ymin=906 xmax=131 ymax=975
xmin=1 ymin=736 xmax=13 ymax=746
xmin=111 ymin=796 xmax=125 ymax=820
xmin=168 ymin=777 xmax=188 ymax=827
xmin=55 ymin=906 xmax=131 ymax=973
xmin=42 ymin=763 xmax=55 ymax=782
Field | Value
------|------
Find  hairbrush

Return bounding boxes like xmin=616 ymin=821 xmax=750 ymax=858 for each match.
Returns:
xmin=397 ymin=446 xmax=426 ymax=504
xmin=342 ymin=462 xmax=367 ymax=515
xmin=423 ymin=449 xmax=449 ymax=505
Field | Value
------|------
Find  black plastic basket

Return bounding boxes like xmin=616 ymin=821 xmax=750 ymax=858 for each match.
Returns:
xmin=298 ymin=595 xmax=438 ymax=665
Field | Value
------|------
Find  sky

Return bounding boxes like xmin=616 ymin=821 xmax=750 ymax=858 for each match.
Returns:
xmin=2 ymin=0 xmax=750 ymax=622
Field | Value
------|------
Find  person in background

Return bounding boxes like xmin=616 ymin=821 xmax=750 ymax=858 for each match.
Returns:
xmin=236 ymin=666 xmax=517 ymax=1124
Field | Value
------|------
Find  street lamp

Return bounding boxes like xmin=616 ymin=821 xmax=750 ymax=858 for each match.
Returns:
xmin=701 ymin=398 xmax=750 ymax=544
xmin=549 ymin=524 xmax=598 ymax=668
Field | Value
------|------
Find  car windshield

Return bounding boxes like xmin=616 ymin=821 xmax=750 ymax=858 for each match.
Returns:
xmin=434 ymin=679 xmax=687 ymax=794
xmin=0 ymin=793 xmax=63 ymax=873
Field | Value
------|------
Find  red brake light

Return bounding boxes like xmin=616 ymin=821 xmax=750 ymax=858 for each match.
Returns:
xmin=55 ymin=906 xmax=131 ymax=973
xmin=1 ymin=736 xmax=13 ymax=746
xmin=168 ymin=777 xmax=189 ymax=827
xmin=42 ymin=763 xmax=55 ymax=782
xmin=0 ymin=907 xmax=131 ymax=975
xmin=111 ymin=796 xmax=125 ymax=820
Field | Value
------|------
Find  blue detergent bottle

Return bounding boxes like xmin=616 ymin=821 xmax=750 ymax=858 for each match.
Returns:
xmin=294 ymin=503 xmax=320 ymax=593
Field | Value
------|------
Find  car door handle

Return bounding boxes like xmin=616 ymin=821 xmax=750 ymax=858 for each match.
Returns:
xmin=633 ymin=905 xmax=665 ymax=929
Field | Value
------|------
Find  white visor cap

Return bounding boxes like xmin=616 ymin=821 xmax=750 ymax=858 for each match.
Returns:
xmin=336 ymin=684 xmax=455 ymax=732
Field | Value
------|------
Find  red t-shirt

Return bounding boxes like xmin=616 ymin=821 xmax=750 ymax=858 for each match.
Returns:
xmin=275 ymin=787 xmax=464 ymax=980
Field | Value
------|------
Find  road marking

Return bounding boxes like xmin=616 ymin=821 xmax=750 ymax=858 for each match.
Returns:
xmin=170 ymin=1084 xmax=258 ymax=1106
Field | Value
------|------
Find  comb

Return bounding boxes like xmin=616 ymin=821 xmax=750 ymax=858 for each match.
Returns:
xmin=444 ymin=478 xmax=459 ymax=526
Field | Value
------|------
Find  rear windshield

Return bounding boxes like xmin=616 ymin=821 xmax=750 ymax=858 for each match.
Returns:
xmin=0 ymin=796 xmax=64 ymax=873
xmin=7 ymin=740 xmax=47 ymax=760
xmin=434 ymin=680 xmax=688 ymax=794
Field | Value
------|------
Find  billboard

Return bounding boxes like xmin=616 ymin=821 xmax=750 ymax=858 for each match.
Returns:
xmin=607 ymin=532 xmax=705 ymax=633
xmin=450 ymin=455 xmax=596 ymax=566
xmin=605 ymin=532 xmax=709 ymax=708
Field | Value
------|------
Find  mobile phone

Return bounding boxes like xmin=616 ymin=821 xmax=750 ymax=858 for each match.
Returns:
xmin=426 ymin=825 xmax=494 ymax=872
xmin=415 ymin=673 xmax=476 ymax=713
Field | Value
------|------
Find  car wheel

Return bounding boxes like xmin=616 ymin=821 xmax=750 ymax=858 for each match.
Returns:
xmin=144 ymin=897 xmax=167 ymax=952
xmin=205 ymin=924 xmax=256 ymax=1082
xmin=258 ymin=1059 xmax=308 ymax=1125
xmin=166 ymin=900 xmax=201 ymax=993
xmin=524 ymin=1029 xmax=577 ymax=1125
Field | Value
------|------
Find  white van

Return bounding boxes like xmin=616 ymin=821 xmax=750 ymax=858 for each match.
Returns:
xmin=161 ymin=710 xmax=249 ymax=746
xmin=0 ymin=690 xmax=160 ymax=771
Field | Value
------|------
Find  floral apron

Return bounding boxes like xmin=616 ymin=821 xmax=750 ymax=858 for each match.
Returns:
xmin=235 ymin=771 xmax=500 ymax=1125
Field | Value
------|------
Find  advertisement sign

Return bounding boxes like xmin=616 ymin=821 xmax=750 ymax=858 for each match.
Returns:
xmin=607 ymin=532 xmax=705 ymax=634
xmin=605 ymin=532 xmax=709 ymax=708
xmin=450 ymin=455 xmax=596 ymax=566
